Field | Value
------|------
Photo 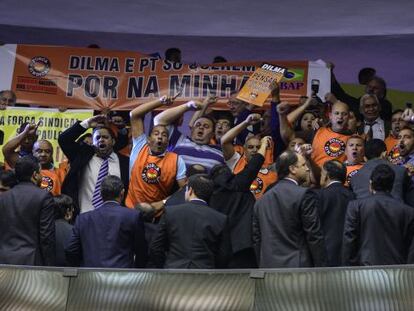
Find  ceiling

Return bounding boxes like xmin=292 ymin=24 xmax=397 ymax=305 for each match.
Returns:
xmin=1 ymin=0 xmax=414 ymax=91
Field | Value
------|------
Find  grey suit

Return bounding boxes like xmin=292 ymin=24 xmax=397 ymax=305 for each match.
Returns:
xmin=0 ymin=182 xmax=56 ymax=266
xmin=350 ymin=158 xmax=409 ymax=202
xmin=253 ymin=179 xmax=327 ymax=268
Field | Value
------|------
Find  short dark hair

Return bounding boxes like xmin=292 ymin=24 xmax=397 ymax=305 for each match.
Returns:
xmin=209 ymin=164 xmax=231 ymax=181
xmin=370 ymin=164 xmax=395 ymax=193
xmin=364 ymin=139 xmax=386 ymax=160
xmin=92 ymin=126 xmax=116 ymax=139
xmin=275 ymin=151 xmax=298 ymax=179
xmin=14 ymin=155 xmax=39 ymax=182
xmin=323 ymin=160 xmax=347 ymax=184
xmin=53 ymin=194 xmax=74 ymax=219
xmin=212 ymin=111 xmax=234 ymax=126
xmin=187 ymin=164 xmax=207 ymax=178
xmin=194 ymin=115 xmax=216 ymax=129
xmin=0 ymin=170 xmax=17 ymax=189
xmin=100 ymin=175 xmax=124 ymax=201
xmin=358 ymin=67 xmax=376 ymax=84
xmin=187 ymin=174 xmax=214 ymax=202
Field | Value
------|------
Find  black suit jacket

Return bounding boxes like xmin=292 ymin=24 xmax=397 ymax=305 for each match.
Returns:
xmin=312 ymin=182 xmax=355 ymax=266
xmin=58 ymin=121 xmax=130 ymax=215
xmin=253 ymin=179 xmax=327 ymax=268
xmin=149 ymin=200 xmax=230 ymax=269
xmin=0 ymin=182 xmax=55 ymax=266
xmin=342 ymin=192 xmax=414 ymax=266
xmin=209 ymin=153 xmax=265 ymax=254
xmin=65 ymin=201 xmax=147 ymax=268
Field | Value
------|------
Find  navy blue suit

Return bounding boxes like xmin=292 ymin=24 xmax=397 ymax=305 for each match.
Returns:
xmin=65 ymin=201 xmax=147 ymax=268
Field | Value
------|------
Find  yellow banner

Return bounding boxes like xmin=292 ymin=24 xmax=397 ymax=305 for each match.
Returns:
xmin=0 ymin=107 xmax=93 ymax=164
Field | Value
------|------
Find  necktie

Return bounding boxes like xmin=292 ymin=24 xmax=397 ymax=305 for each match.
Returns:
xmin=91 ymin=157 xmax=109 ymax=209
xmin=366 ymin=121 xmax=377 ymax=140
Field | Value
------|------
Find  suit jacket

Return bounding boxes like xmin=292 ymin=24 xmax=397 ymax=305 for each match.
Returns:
xmin=313 ymin=182 xmax=355 ymax=266
xmin=55 ymin=219 xmax=73 ymax=266
xmin=65 ymin=201 xmax=147 ymax=268
xmin=209 ymin=153 xmax=265 ymax=254
xmin=342 ymin=192 xmax=414 ymax=266
xmin=58 ymin=121 xmax=130 ymax=215
xmin=149 ymin=200 xmax=230 ymax=269
xmin=253 ymin=179 xmax=327 ymax=268
xmin=350 ymin=158 xmax=409 ymax=202
xmin=0 ymin=182 xmax=55 ymax=266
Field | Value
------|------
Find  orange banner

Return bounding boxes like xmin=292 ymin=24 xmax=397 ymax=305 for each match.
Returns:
xmin=2 ymin=45 xmax=329 ymax=111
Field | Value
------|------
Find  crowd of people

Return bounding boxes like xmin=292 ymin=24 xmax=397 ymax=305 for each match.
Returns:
xmin=1 ymin=65 xmax=414 ymax=269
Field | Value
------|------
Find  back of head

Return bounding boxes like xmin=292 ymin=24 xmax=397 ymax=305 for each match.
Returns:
xmin=275 ymin=151 xmax=298 ymax=179
xmin=370 ymin=164 xmax=395 ymax=193
xmin=100 ymin=175 xmax=124 ymax=202
xmin=0 ymin=169 xmax=18 ymax=189
xmin=187 ymin=174 xmax=214 ymax=202
xmin=323 ymin=160 xmax=347 ymax=184
xmin=53 ymin=194 xmax=74 ymax=219
xmin=364 ymin=139 xmax=386 ymax=160
xmin=14 ymin=155 xmax=39 ymax=182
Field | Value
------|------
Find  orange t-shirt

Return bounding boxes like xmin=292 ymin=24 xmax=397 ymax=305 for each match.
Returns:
xmin=126 ymin=144 xmax=178 ymax=209
xmin=233 ymin=149 xmax=277 ymax=199
xmin=312 ymin=127 xmax=350 ymax=167
xmin=345 ymin=163 xmax=363 ymax=187
xmin=40 ymin=167 xmax=62 ymax=196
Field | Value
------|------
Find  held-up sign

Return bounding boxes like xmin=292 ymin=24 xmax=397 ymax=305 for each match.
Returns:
xmin=237 ymin=63 xmax=287 ymax=107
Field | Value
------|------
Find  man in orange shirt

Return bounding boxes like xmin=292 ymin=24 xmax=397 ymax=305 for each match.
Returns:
xmin=33 ymin=139 xmax=64 ymax=196
xmin=221 ymin=113 xmax=276 ymax=199
xmin=343 ymin=135 xmax=365 ymax=186
xmin=311 ymin=101 xmax=352 ymax=167
xmin=126 ymin=96 xmax=186 ymax=217
xmin=385 ymin=110 xmax=406 ymax=163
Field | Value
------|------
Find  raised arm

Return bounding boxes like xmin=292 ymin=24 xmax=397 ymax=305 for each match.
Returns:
xmin=220 ymin=113 xmax=261 ymax=160
xmin=2 ymin=122 xmax=38 ymax=168
xmin=287 ymin=97 xmax=313 ymax=125
xmin=154 ymin=100 xmax=203 ymax=126
xmin=277 ymin=102 xmax=295 ymax=144
xmin=130 ymin=96 xmax=174 ymax=138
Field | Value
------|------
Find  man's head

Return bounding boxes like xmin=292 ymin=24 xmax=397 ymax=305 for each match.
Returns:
xmin=391 ymin=110 xmax=407 ymax=137
xmin=148 ymin=125 xmax=169 ymax=155
xmin=398 ymin=127 xmax=414 ymax=157
xmin=186 ymin=164 xmax=207 ymax=178
xmin=227 ymin=92 xmax=247 ymax=117
xmin=185 ymin=174 xmax=214 ymax=202
xmin=365 ymin=76 xmax=386 ymax=100
xmin=0 ymin=90 xmax=16 ymax=108
xmin=213 ymin=111 xmax=233 ymax=141
xmin=0 ymin=170 xmax=17 ymax=194
xmin=358 ymin=67 xmax=376 ymax=85
xmin=165 ymin=47 xmax=182 ymax=63
xmin=92 ymin=126 xmax=115 ymax=158
xmin=14 ymin=155 xmax=41 ymax=185
xmin=276 ymin=151 xmax=309 ymax=185
xmin=320 ymin=160 xmax=347 ymax=187
xmin=287 ymin=137 xmax=306 ymax=151
xmin=360 ymin=94 xmax=380 ymax=122
xmin=53 ymin=194 xmax=74 ymax=221
xmin=329 ymin=101 xmax=349 ymax=132
xmin=100 ymin=175 xmax=125 ymax=203
xmin=299 ymin=112 xmax=316 ymax=131
xmin=364 ymin=138 xmax=387 ymax=160
xmin=190 ymin=116 xmax=215 ymax=145
xmin=244 ymin=136 xmax=261 ymax=162
xmin=33 ymin=139 xmax=54 ymax=169
xmin=109 ymin=111 xmax=126 ymax=129
xmin=345 ymin=135 xmax=365 ymax=165
xmin=77 ymin=133 xmax=93 ymax=145
xmin=18 ymin=122 xmax=38 ymax=152
xmin=370 ymin=164 xmax=395 ymax=193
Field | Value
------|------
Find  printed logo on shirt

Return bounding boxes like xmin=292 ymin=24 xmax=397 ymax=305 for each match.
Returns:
xmin=250 ymin=177 xmax=263 ymax=194
xmin=141 ymin=163 xmax=161 ymax=184
xmin=388 ymin=145 xmax=403 ymax=165
xmin=324 ymin=138 xmax=346 ymax=157
xmin=40 ymin=175 xmax=54 ymax=192
xmin=28 ymin=56 xmax=51 ymax=77
xmin=346 ymin=169 xmax=359 ymax=186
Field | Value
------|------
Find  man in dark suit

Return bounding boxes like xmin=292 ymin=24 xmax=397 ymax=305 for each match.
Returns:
xmin=343 ymin=164 xmax=414 ymax=266
xmin=58 ymin=115 xmax=129 ymax=216
xmin=65 ymin=175 xmax=147 ymax=268
xmin=312 ymin=160 xmax=354 ymax=266
xmin=350 ymin=139 xmax=412 ymax=204
xmin=149 ymin=174 xmax=230 ymax=269
xmin=0 ymin=156 xmax=55 ymax=266
xmin=253 ymin=150 xmax=327 ymax=268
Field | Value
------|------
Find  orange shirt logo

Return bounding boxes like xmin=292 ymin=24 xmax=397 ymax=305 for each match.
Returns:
xmin=40 ymin=175 xmax=54 ymax=192
xmin=141 ymin=163 xmax=161 ymax=184
xmin=250 ymin=177 xmax=264 ymax=194
xmin=324 ymin=138 xmax=346 ymax=157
